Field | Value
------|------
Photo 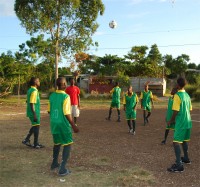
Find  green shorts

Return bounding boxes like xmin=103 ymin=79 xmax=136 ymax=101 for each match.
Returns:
xmin=52 ymin=132 xmax=73 ymax=146
xmin=29 ymin=117 xmax=40 ymax=126
xmin=173 ymin=128 xmax=191 ymax=143
xmin=111 ymin=102 xmax=120 ymax=109
xmin=126 ymin=110 xmax=136 ymax=120
xmin=166 ymin=123 xmax=175 ymax=130
xmin=142 ymin=105 xmax=151 ymax=112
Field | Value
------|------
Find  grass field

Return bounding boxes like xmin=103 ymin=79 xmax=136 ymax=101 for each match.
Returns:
xmin=0 ymin=97 xmax=200 ymax=187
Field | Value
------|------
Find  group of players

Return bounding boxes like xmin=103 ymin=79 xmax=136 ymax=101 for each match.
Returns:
xmin=22 ymin=76 xmax=192 ymax=176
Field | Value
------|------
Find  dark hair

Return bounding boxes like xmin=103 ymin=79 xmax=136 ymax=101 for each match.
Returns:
xmin=56 ymin=77 xmax=66 ymax=87
xmin=29 ymin=77 xmax=38 ymax=86
xmin=177 ymin=77 xmax=186 ymax=88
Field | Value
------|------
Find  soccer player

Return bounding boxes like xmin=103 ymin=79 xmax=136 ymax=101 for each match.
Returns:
xmin=123 ymin=85 xmax=139 ymax=135
xmin=167 ymin=77 xmax=192 ymax=173
xmin=49 ymin=77 xmax=79 ymax=176
xmin=22 ymin=77 xmax=44 ymax=149
xmin=140 ymin=83 xmax=154 ymax=125
xmin=65 ymin=78 xmax=80 ymax=126
xmin=161 ymin=87 xmax=177 ymax=145
xmin=106 ymin=82 xmax=121 ymax=122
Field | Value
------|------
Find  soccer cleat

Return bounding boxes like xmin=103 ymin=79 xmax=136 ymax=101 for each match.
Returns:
xmin=181 ymin=157 xmax=191 ymax=164
xmin=105 ymin=117 xmax=111 ymax=121
xmin=129 ymin=129 xmax=133 ymax=133
xmin=59 ymin=168 xmax=71 ymax=176
xmin=22 ymin=139 xmax=32 ymax=147
xmin=51 ymin=163 xmax=60 ymax=170
xmin=161 ymin=140 xmax=166 ymax=145
xmin=132 ymin=131 xmax=136 ymax=135
xmin=167 ymin=164 xmax=184 ymax=173
xmin=33 ymin=143 xmax=45 ymax=149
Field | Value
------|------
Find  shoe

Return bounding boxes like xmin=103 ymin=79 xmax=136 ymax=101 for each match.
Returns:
xmin=33 ymin=143 xmax=45 ymax=149
xmin=167 ymin=164 xmax=184 ymax=173
xmin=105 ymin=117 xmax=111 ymax=121
xmin=51 ymin=163 xmax=60 ymax=170
xmin=22 ymin=139 xmax=32 ymax=147
xmin=132 ymin=131 xmax=136 ymax=135
xmin=117 ymin=119 xmax=121 ymax=122
xmin=59 ymin=168 xmax=71 ymax=176
xmin=181 ymin=157 xmax=191 ymax=164
xmin=161 ymin=140 xmax=166 ymax=145
xmin=129 ymin=129 xmax=133 ymax=133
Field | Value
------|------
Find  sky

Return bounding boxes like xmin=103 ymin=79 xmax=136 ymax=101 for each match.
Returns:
xmin=0 ymin=0 xmax=200 ymax=66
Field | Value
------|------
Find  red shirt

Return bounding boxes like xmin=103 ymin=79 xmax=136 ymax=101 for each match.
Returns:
xmin=65 ymin=86 xmax=80 ymax=105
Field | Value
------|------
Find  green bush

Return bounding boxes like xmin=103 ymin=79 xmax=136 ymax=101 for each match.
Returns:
xmin=193 ymin=89 xmax=200 ymax=101
xmin=185 ymin=84 xmax=198 ymax=98
xmin=80 ymin=89 xmax=86 ymax=98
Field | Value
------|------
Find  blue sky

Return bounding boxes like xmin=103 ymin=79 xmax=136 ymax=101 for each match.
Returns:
xmin=0 ymin=0 xmax=200 ymax=66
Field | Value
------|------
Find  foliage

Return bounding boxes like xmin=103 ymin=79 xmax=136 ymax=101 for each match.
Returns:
xmin=185 ymin=84 xmax=198 ymax=98
xmin=15 ymin=0 xmax=105 ymax=86
xmin=193 ymin=89 xmax=200 ymax=101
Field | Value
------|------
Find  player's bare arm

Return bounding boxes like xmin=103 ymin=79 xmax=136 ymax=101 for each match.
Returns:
xmin=167 ymin=110 xmax=178 ymax=126
xmin=65 ymin=114 xmax=79 ymax=133
xmin=30 ymin=103 xmax=37 ymax=122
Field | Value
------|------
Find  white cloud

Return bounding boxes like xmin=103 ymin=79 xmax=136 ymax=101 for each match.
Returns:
xmin=0 ymin=0 xmax=15 ymax=17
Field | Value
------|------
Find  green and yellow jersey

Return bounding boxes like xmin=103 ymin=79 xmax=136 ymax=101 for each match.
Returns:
xmin=172 ymin=90 xmax=192 ymax=130
xmin=140 ymin=90 xmax=153 ymax=111
xmin=123 ymin=92 xmax=139 ymax=120
xmin=110 ymin=86 xmax=121 ymax=103
xmin=48 ymin=90 xmax=73 ymax=145
xmin=26 ymin=86 xmax=40 ymax=123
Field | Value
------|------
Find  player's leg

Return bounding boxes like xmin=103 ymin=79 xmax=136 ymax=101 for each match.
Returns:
xmin=181 ymin=129 xmax=191 ymax=164
xmin=167 ymin=129 xmax=184 ymax=172
xmin=161 ymin=129 xmax=169 ymax=144
xmin=59 ymin=145 xmax=71 ymax=176
xmin=33 ymin=125 xmax=44 ymax=148
xmin=146 ymin=108 xmax=151 ymax=123
xmin=22 ymin=126 xmax=34 ymax=146
xmin=143 ymin=110 xmax=146 ymax=125
xmin=51 ymin=144 xmax=61 ymax=170
xmin=127 ymin=120 xmax=132 ymax=132
xmin=106 ymin=107 xmax=112 ymax=120
xmin=117 ymin=108 xmax=121 ymax=122
xmin=132 ymin=120 xmax=136 ymax=135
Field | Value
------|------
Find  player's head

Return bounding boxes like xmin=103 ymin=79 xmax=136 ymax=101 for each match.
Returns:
xmin=56 ymin=77 xmax=67 ymax=90
xmin=171 ymin=87 xmax=178 ymax=95
xmin=128 ymin=85 xmax=133 ymax=93
xmin=144 ymin=84 xmax=149 ymax=91
xmin=115 ymin=82 xmax=119 ymax=87
xmin=29 ymin=77 xmax=40 ymax=87
xmin=177 ymin=77 xmax=187 ymax=89
xmin=70 ymin=78 xmax=75 ymax=86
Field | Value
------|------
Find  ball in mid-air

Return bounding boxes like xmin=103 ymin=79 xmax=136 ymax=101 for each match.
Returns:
xmin=109 ymin=20 xmax=117 ymax=29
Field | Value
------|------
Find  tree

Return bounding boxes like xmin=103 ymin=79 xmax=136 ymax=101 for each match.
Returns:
xmin=15 ymin=0 xmax=105 ymax=87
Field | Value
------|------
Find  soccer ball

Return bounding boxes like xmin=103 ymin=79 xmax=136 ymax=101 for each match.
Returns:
xmin=109 ymin=20 xmax=117 ymax=29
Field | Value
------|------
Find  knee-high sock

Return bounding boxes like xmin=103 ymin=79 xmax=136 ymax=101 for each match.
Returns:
xmin=146 ymin=112 xmax=151 ymax=119
xmin=25 ymin=126 xmax=34 ymax=141
xmin=132 ymin=120 xmax=136 ymax=132
xmin=174 ymin=143 xmax=181 ymax=165
xmin=60 ymin=145 xmax=71 ymax=172
xmin=127 ymin=120 xmax=131 ymax=130
xmin=117 ymin=109 xmax=120 ymax=119
xmin=52 ymin=144 xmax=61 ymax=166
xmin=108 ymin=108 xmax=112 ymax=118
xmin=74 ymin=117 xmax=77 ymax=124
xmin=143 ymin=111 xmax=146 ymax=123
xmin=33 ymin=126 xmax=39 ymax=146
xmin=182 ymin=141 xmax=189 ymax=160
xmin=164 ymin=129 xmax=169 ymax=141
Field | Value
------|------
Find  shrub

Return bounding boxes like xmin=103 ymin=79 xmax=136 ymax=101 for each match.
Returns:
xmin=193 ymin=89 xmax=200 ymax=101
xmin=80 ymin=89 xmax=86 ymax=98
xmin=185 ymin=84 xmax=198 ymax=98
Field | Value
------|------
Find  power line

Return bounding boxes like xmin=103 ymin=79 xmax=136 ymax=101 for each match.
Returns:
xmin=0 ymin=43 xmax=200 ymax=52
